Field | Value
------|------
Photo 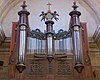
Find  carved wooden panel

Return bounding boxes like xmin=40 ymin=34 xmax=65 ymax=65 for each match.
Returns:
xmin=9 ymin=53 xmax=93 ymax=80
xmin=26 ymin=58 xmax=47 ymax=76
xmin=57 ymin=60 xmax=71 ymax=75
xmin=26 ymin=57 xmax=73 ymax=77
xmin=55 ymin=58 xmax=73 ymax=76
xmin=0 ymin=66 xmax=8 ymax=80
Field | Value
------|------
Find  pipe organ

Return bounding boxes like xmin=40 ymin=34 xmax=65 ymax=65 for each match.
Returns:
xmin=9 ymin=1 xmax=93 ymax=80
xmin=27 ymin=29 xmax=72 ymax=54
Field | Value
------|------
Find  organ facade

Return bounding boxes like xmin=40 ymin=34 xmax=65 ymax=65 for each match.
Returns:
xmin=8 ymin=1 xmax=93 ymax=80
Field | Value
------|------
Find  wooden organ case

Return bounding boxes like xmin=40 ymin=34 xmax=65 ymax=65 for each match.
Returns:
xmin=9 ymin=1 xmax=93 ymax=80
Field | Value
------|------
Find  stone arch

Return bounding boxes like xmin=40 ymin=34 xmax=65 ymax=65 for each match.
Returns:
xmin=0 ymin=0 xmax=99 ymax=24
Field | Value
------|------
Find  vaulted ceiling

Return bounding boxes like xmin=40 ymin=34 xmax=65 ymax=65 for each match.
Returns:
xmin=0 ymin=0 xmax=100 ymax=37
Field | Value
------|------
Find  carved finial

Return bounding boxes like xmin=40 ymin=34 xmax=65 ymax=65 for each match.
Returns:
xmin=74 ymin=1 xmax=76 ymax=5
xmin=21 ymin=1 xmax=27 ymax=10
xmin=23 ymin=1 xmax=26 ymax=4
xmin=40 ymin=2 xmax=59 ymax=21
xmin=47 ymin=2 xmax=52 ymax=12
xmin=72 ymin=1 xmax=78 ymax=10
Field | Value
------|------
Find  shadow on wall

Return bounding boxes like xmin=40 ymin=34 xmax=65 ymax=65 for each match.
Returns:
xmin=0 ymin=61 xmax=4 ymax=66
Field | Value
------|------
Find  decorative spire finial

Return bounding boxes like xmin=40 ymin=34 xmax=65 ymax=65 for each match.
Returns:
xmin=23 ymin=1 xmax=26 ymax=4
xmin=21 ymin=1 xmax=27 ymax=10
xmin=40 ymin=2 xmax=59 ymax=21
xmin=47 ymin=2 xmax=52 ymax=12
xmin=72 ymin=1 xmax=78 ymax=10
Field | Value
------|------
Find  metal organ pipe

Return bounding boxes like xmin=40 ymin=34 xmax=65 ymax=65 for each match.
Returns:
xmin=39 ymin=2 xmax=59 ymax=62
xmin=18 ymin=26 xmax=26 ymax=63
xmin=16 ymin=1 xmax=30 ymax=73
xmin=69 ymin=2 xmax=84 ymax=73
xmin=47 ymin=34 xmax=53 ymax=54
xmin=64 ymin=38 xmax=67 ymax=53
xmin=45 ymin=21 xmax=54 ymax=56
xmin=70 ymin=37 xmax=73 ymax=52
xmin=73 ymin=29 xmax=82 ymax=63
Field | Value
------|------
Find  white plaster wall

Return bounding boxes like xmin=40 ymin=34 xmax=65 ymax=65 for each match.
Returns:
xmin=2 ymin=0 xmax=97 ymax=37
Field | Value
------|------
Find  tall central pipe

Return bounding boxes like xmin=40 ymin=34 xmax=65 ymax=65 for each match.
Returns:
xmin=40 ymin=2 xmax=59 ymax=62
xmin=45 ymin=21 xmax=54 ymax=56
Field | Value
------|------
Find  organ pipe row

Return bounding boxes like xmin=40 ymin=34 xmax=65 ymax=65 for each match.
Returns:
xmin=27 ymin=29 xmax=72 ymax=54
